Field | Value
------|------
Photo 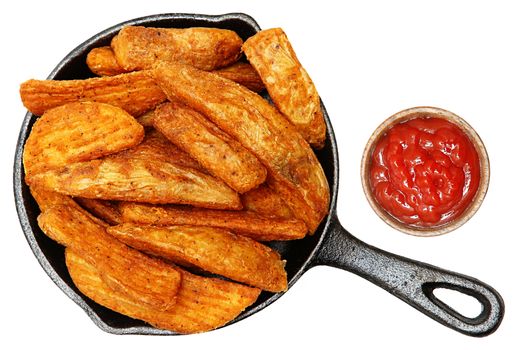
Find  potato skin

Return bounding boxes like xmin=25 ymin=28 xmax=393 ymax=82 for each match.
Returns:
xmin=85 ymin=45 xmax=264 ymax=92
xmin=23 ymin=101 xmax=144 ymax=179
xmin=75 ymin=198 xmax=122 ymax=225
xmin=29 ymin=184 xmax=109 ymax=227
xmin=86 ymin=46 xmax=128 ymax=76
xmin=108 ymin=223 xmax=288 ymax=292
xmin=151 ymin=62 xmax=329 ymax=232
xmin=213 ymin=62 xmax=265 ymax=92
xmin=242 ymin=28 xmax=326 ymax=148
xmin=19 ymin=23 xmax=336 ymax=333
xmin=115 ymin=129 xmax=206 ymax=172
xmin=29 ymin=184 xmax=81 ymax=212
xmin=38 ymin=205 xmax=181 ymax=311
xmin=154 ymin=102 xmax=267 ymax=193
xmin=65 ymin=249 xmax=260 ymax=334
xmin=241 ymin=183 xmax=295 ymax=219
xmin=135 ymin=107 xmax=156 ymax=128
xmin=20 ymin=70 xmax=166 ymax=116
xmin=120 ymin=202 xmax=307 ymax=241
xmin=111 ymin=26 xmax=243 ymax=71
xmin=28 ymin=156 xmax=241 ymax=210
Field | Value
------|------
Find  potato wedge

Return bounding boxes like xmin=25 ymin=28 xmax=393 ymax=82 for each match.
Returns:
xmin=28 ymin=155 xmax=241 ymax=209
xmin=75 ymin=198 xmax=122 ymax=225
xmin=86 ymin=46 xmax=128 ymax=76
xmin=29 ymin=184 xmax=80 ymax=212
xmin=151 ymin=62 xmax=329 ymax=232
xmin=242 ymin=28 xmax=326 ymax=148
xmin=20 ymin=70 xmax=166 ymax=116
xmin=38 ymin=205 xmax=181 ymax=311
xmin=241 ymin=183 xmax=294 ymax=219
xmin=153 ymin=102 xmax=267 ymax=193
xmin=29 ymin=184 xmax=109 ymax=227
xmin=86 ymin=45 xmax=264 ymax=92
xmin=65 ymin=249 xmax=260 ymax=334
xmin=108 ymin=223 xmax=287 ymax=292
xmin=23 ymin=101 xmax=144 ymax=179
xmin=115 ymin=129 xmax=205 ymax=172
xmin=214 ymin=62 xmax=265 ymax=92
xmin=119 ymin=202 xmax=306 ymax=241
xmin=136 ymin=108 xmax=156 ymax=128
xmin=111 ymin=26 xmax=242 ymax=71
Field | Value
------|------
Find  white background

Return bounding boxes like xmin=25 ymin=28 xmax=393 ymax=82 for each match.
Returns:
xmin=2 ymin=0 xmax=517 ymax=348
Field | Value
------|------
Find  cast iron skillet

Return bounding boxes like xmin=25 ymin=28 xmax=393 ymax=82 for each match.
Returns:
xmin=14 ymin=12 xmax=504 ymax=337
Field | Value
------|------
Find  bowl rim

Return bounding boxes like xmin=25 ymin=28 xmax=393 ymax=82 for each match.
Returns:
xmin=360 ymin=106 xmax=490 ymax=237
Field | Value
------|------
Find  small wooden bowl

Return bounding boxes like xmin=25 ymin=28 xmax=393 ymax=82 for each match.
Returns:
xmin=360 ymin=106 xmax=490 ymax=237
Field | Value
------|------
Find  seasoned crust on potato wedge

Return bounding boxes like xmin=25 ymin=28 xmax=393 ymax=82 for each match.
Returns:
xmin=74 ymin=198 xmax=122 ymax=225
xmin=28 ymin=156 xmax=241 ymax=210
xmin=242 ymin=28 xmax=326 ymax=148
xmin=86 ymin=46 xmax=128 ymax=76
xmin=114 ymin=129 xmax=206 ymax=172
xmin=120 ymin=202 xmax=306 ymax=241
xmin=29 ymin=184 xmax=109 ymax=227
xmin=85 ymin=45 xmax=264 ymax=92
xmin=85 ymin=45 xmax=264 ymax=93
xmin=107 ymin=223 xmax=288 ymax=292
xmin=38 ymin=205 xmax=181 ymax=311
xmin=23 ymin=101 xmax=144 ymax=179
xmin=151 ymin=62 xmax=329 ymax=232
xmin=153 ymin=102 xmax=267 ymax=193
xmin=241 ymin=183 xmax=295 ymax=219
xmin=29 ymin=184 xmax=82 ymax=212
xmin=213 ymin=62 xmax=265 ymax=92
xmin=65 ymin=249 xmax=260 ymax=334
xmin=20 ymin=70 xmax=166 ymax=117
xmin=111 ymin=26 xmax=242 ymax=71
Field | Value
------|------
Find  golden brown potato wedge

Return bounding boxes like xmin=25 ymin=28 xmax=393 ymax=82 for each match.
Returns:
xmin=111 ymin=26 xmax=242 ymax=71
xmin=29 ymin=184 xmax=79 ymax=212
xmin=153 ymin=102 xmax=267 ymax=193
xmin=29 ymin=184 xmax=109 ymax=227
xmin=136 ymin=108 xmax=156 ymax=128
xmin=86 ymin=45 xmax=263 ymax=92
xmin=28 ymin=156 xmax=241 ymax=210
xmin=20 ymin=70 xmax=166 ymax=116
xmin=74 ymin=198 xmax=122 ymax=225
xmin=242 ymin=28 xmax=326 ymax=148
xmin=65 ymin=249 xmax=260 ymax=334
xmin=241 ymin=183 xmax=294 ymax=219
xmin=108 ymin=223 xmax=287 ymax=292
xmin=23 ymin=101 xmax=144 ymax=179
xmin=151 ymin=62 xmax=329 ymax=232
xmin=115 ymin=129 xmax=205 ymax=172
xmin=86 ymin=46 xmax=128 ymax=76
xmin=38 ymin=205 xmax=181 ymax=311
xmin=119 ymin=202 xmax=306 ymax=241
xmin=214 ymin=62 xmax=265 ymax=92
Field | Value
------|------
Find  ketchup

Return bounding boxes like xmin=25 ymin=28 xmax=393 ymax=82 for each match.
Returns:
xmin=369 ymin=117 xmax=480 ymax=227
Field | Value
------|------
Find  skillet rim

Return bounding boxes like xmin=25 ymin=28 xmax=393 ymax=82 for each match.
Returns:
xmin=13 ymin=12 xmax=340 ymax=335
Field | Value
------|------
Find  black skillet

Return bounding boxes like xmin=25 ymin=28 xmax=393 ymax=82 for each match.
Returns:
xmin=13 ymin=12 xmax=504 ymax=337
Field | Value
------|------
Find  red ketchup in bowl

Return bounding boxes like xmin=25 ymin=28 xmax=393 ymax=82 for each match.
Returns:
xmin=369 ymin=117 xmax=480 ymax=227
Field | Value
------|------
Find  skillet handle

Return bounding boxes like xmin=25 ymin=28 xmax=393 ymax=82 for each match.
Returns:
xmin=312 ymin=215 xmax=504 ymax=337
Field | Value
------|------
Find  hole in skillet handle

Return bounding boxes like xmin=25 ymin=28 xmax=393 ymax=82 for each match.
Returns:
xmin=431 ymin=287 xmax=483 ymax=319
xmin=14 ymin=12 xmax=340 ymax=336
xmin=312 ymin=221 xmax=505 ymax=337
xmin=424 ymin=283 xmax=490 ymax=326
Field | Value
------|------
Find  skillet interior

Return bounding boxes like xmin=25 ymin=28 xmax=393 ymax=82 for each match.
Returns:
xmin=13 ymin=13 xmax=339 ymax=334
